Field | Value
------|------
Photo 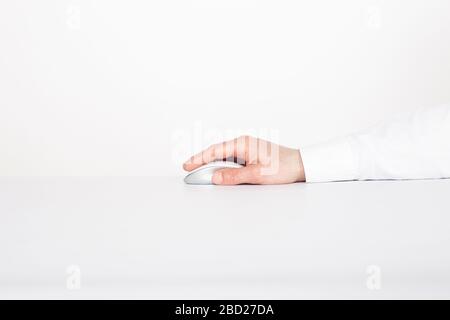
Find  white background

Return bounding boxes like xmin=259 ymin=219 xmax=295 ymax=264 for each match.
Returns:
xmin=1 ymin=0 xmax=450 ymax=177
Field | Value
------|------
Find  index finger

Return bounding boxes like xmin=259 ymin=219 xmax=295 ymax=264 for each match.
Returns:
xmin=182 ymin=136 xmax=249 ymax=172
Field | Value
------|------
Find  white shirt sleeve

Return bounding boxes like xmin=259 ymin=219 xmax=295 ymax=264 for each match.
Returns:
xmin=301 ymin=104 xmax=450 ymax=182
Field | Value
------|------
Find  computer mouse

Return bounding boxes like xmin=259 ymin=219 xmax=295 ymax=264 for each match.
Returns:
xmin=184 ymin=161 xmax=243 ymax=185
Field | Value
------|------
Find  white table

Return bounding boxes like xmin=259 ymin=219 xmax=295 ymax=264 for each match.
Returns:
xmin=1 ymin=177 xmax=449 ymax=299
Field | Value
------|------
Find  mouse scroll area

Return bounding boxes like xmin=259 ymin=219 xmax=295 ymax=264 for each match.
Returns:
xmin=183 ymin=161 xmax=243 ymax=185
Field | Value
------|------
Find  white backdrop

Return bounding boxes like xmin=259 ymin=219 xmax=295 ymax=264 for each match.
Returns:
xmin=1 ymin=0 xmax=450 ymax=177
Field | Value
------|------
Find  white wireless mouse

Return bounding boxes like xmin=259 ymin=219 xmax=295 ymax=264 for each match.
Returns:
xmin=184 ymin=161 xmax=243 ymax=185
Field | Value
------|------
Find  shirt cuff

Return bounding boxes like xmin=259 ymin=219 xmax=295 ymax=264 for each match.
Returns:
xmin=301 ymin=137 xmax=359 ymax=182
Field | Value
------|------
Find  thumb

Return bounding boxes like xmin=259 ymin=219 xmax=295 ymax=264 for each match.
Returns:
xmin=212 ymin=166 xmax=260 ymax=185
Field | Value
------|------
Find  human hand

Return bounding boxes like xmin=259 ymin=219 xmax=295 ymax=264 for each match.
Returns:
xmin=183 ymin=136 xmax=305 ymax=185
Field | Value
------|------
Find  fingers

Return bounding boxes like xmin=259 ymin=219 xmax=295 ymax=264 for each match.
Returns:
xmin=212 ymin=166 xmax=260 ymax=185
xmin=183 ymin=136 xmax=251 ymax=172
xmin=182 ymin=144 xmax=224 ymax=171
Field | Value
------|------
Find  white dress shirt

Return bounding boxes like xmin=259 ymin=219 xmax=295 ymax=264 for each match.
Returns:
xmin=301 ymin=104 xmax=450 ymax=182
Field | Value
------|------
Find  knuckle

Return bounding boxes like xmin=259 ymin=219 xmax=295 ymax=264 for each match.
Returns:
xmin=237 ymin=135 xmax=252 ymax=150
xmin=238 ymin=135 xmax=252 ymax=141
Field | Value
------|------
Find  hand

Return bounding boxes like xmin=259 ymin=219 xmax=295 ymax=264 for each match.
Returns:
xmin=183 ymin=136 xmax=305 ymax=185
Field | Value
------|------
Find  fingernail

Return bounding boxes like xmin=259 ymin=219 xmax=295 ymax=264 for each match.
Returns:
xmin=213 ymin=172 xmax=223 ymax=184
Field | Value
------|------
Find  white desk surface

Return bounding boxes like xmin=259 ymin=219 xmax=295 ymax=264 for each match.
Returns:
xmin=0 ymin=177 xmax=449 ymax=299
